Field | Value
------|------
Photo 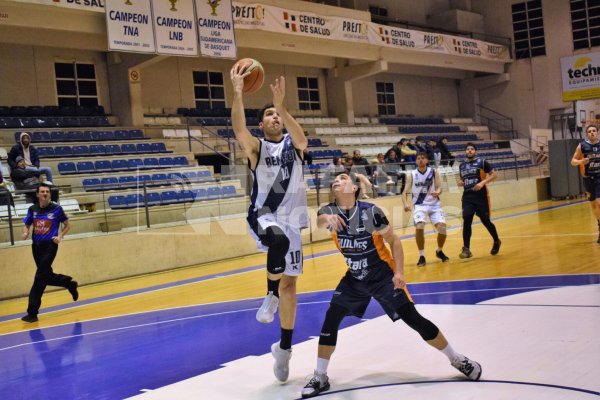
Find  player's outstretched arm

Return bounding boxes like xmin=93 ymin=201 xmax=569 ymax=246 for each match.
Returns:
xmin=271 ymin=76 xmax=307 ymax=151
xmin=230 ymin=65 xmax=259 ymax=162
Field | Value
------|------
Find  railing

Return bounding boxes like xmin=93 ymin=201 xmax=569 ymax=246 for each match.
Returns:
xmin=476 ymin=104 xmax=517 ymax=140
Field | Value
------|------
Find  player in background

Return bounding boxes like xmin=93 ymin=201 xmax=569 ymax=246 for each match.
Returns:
xmin=231 ymin=66 xmax=308 ymax=382
xmin=402 ymin=152 xmax=450 ymax=266
xmin=457 ymin=143 xmax=501 ymax=258
xmin=571 ymin=124 xmax=600 ymax=244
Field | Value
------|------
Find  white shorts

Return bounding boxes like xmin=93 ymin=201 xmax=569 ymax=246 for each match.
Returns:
xmin=413 ymin=204 xmax=446 ymax=226
xmin=248 ymin=213 xmax=303 ymax=276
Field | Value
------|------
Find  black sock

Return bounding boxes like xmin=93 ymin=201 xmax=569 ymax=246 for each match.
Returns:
xmin=268 ymin=278 xmax=280 ymax=297
xmin=280 ymin=328 xmax=293 ymax=350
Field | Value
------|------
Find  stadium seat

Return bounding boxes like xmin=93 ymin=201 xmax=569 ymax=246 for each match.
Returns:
xmin=82 ymin=178 xmax=102 ymax=191
xmin=111 ymin=159 xmax=129 ymax=171
xmin=101 ymin=177 xmax=119 ymax=190
xmin=121 ymin=143 xmax=137 ymax=154
xmin=76 ymin=161 xmax=95 ymax=173
xmin=58 ymin=162 xmax=77 ymax=175
xmin=94 ymin=160 xmax=112 ymax=172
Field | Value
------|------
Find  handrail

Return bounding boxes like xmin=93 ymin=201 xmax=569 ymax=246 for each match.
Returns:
xmin=476 ymin=103 xmax=516 ymax=140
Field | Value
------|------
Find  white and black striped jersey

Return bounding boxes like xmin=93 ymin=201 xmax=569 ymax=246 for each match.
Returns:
xmin=410 ymin=167 xmax=440 ymax=206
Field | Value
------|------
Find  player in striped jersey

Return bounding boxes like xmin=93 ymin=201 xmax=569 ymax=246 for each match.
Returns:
xmin=231 ymin=67 xmax=308 ymax=382
xmin=301 ymin=173 xmax=481 ymax=398
xmin=571 ymin=124 xmax=600 ymax=244
xmin=402 ymin=152 xmax=449 ymax=266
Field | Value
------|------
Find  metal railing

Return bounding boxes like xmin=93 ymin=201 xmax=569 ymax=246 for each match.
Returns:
xmin=476 ymin=104 xmax=517 ymax=140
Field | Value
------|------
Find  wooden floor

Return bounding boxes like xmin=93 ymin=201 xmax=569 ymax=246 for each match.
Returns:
xmin=1 ymin=198 xmax=599 ymax=335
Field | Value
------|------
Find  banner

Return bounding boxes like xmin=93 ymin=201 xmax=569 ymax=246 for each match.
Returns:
xmin=105 ymin=0 xmax=155 ymax=53
xmin=195 ymin=0 xmax=237 ymax=59
xmin=152 ymin=0 xmax=198 ymax=56
xmin=561 ymin=52 xmax=600 ymax=102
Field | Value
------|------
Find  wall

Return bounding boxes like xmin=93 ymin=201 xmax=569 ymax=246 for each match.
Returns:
xmin=0 ymin=43 xmax=110 ymax=110
xmin=468 ymin=0 xmax=585 ymax=137
xmin=0 ymin=177 xmax=544 ymax=299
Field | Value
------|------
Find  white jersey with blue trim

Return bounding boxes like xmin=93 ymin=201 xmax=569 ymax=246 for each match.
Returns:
xmin=410 ymin=167 xmax=440 ymax=206
xmin=249 ymin=134 xmax=308 ymax=229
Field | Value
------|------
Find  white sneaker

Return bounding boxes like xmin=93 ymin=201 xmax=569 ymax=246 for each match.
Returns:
xmin=256 ymin=293 xmax=279 ymax=323
xmin=271 ymin=342 xmax=292 ymax=382
xmin=451 ymin=356 xmax=482 ymax=381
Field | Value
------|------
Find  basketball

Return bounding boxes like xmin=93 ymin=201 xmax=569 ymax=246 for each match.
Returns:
xmin=233 ymin=58 xmax=265 ymax=94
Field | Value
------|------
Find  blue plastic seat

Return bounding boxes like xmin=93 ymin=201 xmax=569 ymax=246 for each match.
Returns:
xmin=108 ymin=195 xmax=128 ymax=209
xmin=160 ymin=191 xmax=179 ymax=205
xmin=94 ymin=160 xmax=112 ymax=172
xmin=194 ymin=188 xmax=207 ymax=200
xmin=89 ymin=144 xmax=106 ymax=155
xmin=105 ymin=144 xmax=122 ymax=155
xmin=158 ymin=157 xmax=174 ymax=168
xmin=128 ymin=158 xmax=144 ymax=170
xmin=101 ymin=177 xmax=119 ymax=190
xmin=151 ymin=173 xmax=168 ymax=184
xmin=115 ymin=130 xmax=130 ymax=140
xmin=50 ymin=131 xmax=66 ymax=142
xmin=207 ymin=186 xmax=221 ymax=198
xmin=121 ymin=144 xmax=137 ymax=154
xmin=32 ymin=131 xmax=51 ymax=142
xmin=150 ymin=142 xmax=167 ymax=153
xmin=58 ymin=162 xmax=77 ymax=175
xmin=76 ymin=161 xmax=95 ymax=173
xmin=129 ymin=129 xmax=144 ymax=140
xmin=37 ymin=147 xmax=55 ymax=158
xmin=119 ymin=176 xmax=137 ymax=188
xmin=72 ymin=145 xmax=89 ymax=156
xmin=144 ymin=192 xmax=162 ymax=206
xmin=143 ymin=158 xmax=159 ymax=168
xmin=196 ymin=170 xmax=211 ymax=180
xmin=173 ymin=156 xmax=188 ymax=166
xmin=82 ymin=178 xmax=101 ymax=191
xmin=111 ymin=159 xmax=129 ymax=171
xmin=221 ymin=185 xmax=237 ymax=198
xmin=136 ymin=143 xmax=152 ymax=153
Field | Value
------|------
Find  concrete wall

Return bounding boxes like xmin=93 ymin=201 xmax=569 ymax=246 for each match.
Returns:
xmin=0 ymin=177 xmax=546 ymax=299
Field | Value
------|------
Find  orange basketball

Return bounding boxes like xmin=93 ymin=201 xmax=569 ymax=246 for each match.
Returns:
xmin=233 ymin=58 xmax=264 ymax=94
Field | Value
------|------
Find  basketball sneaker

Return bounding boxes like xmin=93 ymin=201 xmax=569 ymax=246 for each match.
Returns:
xmin=451 ymin=356 xmax=482 ymax=381
xmin=21 ymin=314 xmax=38 ymax=323
xmin=417 ymin=255 xmax=426 ymax=267
xmin=459 ymin=247 xmax=473 ymax=259
xmin=68 ymin=281 xmax=79 ymax=301
xmin=256 ymin=292 xmax=279 ymax=323
xmin=302 ymin=370 xmax=330 ymax=398
xmin=436 ymin=250 xmax=450 ymax=262
xmin=271 ymin=342 xmax=292 ymax=382
xmin=490 ymin=240 xmax=501 ymax=255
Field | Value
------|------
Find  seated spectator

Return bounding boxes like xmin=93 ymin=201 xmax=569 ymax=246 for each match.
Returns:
xmin=402 ymin=139 xmax=417 ymax=163
xmin=372 ymin=153 xmax=395 ymax=196
xmin=437 ymin=137 xmax=455 ymax=167
xmin=8 ymin=132 xmax=54 ymax=184
xmin=0 ymin=169 xmax=14 ymax=206
xmin=385 ymin=140 xmax=404 ymax=161
xmin=414 ymin=136 xmax=427 ymax=153
xmin=426 ymin=138 xmax=442 ymax=167
xmin=384 ymin=150 xmax=406 ymax=195
xmin=10 ymin=156 xmax=41 ymax=203
xmin=351 ymin=149 xmax=372 ymax=176
xmin=323 ymin=156 xmax=345 ymax=186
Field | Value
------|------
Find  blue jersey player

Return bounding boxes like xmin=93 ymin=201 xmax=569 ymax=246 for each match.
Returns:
xmin=571 ymin=124 xmax=600 ymax=244
xmin=301 ymin=173 xmax=482 ymax=398
xmin=20 ymin=183 xmax=78 ymax=323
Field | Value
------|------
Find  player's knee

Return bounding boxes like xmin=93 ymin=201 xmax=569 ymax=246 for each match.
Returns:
xmin=265 ymin=227 xmax=290 ymax=274
xmin=415 ymin=222 xmax=426 ymax=230
xmin=318 ymin=303 xmax=346 ymax=346
xmin=436 ymin=223 xmax=447 ymax=235
xmin=397 ymin=303 xmax=439 ymax=341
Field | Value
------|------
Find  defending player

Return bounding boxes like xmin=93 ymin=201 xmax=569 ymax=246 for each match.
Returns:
xmin=301 ymin=173 xmax=481 ymax=398
xmin=231 ymin=67 xmax=308 ymax=382
xmin=402 ymin=152 xmax=450 ymax=266
xmin=571 ymin=124 xmax=600 ymax=244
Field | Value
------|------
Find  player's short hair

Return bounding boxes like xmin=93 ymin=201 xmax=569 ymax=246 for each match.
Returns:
xmin=465 ymin=142 xmax=478 ymax=150
xmin=585 ymin=123 xmax=599 ymax=134
xmin=331 ymin=172 xmax=361 ymax=200
xmin=416 ymin=152 xmax=429 ymax=159
xmin=257 ymin=103 xmax=275 ymax=123
xmin=37 ymin=182 xmax=51 ymax=193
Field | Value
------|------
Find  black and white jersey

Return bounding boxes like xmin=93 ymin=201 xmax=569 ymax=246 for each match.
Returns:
xmin=410 ymin=167 xmax=439 ymax=206
xmin=248 ymin=134 xmax=308 ymax=229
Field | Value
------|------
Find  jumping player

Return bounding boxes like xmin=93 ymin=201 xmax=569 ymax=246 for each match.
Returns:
xmin=301 ymin=173 xmax=481 ymax=398
xmin=402 ymin=152 xmax=449 ymax=266
xmin=230 ymin=67 xmax=308 ymax=382
xmin=571 ymin=124 xmax=600 ymax=244
xmin=457 ymin=143 xmax=501 ymax=258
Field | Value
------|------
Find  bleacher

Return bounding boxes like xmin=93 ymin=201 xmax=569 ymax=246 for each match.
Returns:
xmin=0 ymin=105 xmax=110 ymax=129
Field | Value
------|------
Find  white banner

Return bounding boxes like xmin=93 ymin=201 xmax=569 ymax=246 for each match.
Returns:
xmin=195 ymin=0 xmax=237 ymax=59
xmin=152 ymin=0 xmax=198 ymax=56
xmin=561 ymin=52 xmax=600 ymax=102
xmin=105 ymin=0 xmax=155 ymax=53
